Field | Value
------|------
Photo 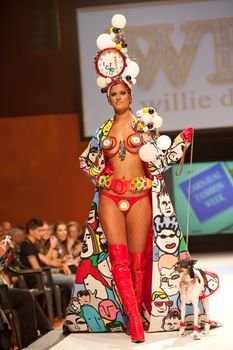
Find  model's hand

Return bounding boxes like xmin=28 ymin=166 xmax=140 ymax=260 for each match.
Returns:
xmin=181 ymin=128 xmax=193 ymax=143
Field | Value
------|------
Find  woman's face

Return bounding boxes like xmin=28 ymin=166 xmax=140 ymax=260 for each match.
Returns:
xmin=55 ymin=224 xmax=68 ymax=242
xmin=41 ymin=223 xmax=51 ymax=240
xmin=108 ymin=83 xmax=131 ymax=113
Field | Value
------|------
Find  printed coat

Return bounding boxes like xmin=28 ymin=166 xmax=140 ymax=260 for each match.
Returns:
xmin=64 ymin=115 xmax=219 ymax=333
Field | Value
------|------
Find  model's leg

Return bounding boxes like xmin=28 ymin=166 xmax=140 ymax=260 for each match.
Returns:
xmin=125 ymin=195 xmax=151 ymax=319
xmin=125 ymin=194 xmax=152 ymax=253
xmin=98 ymin=194 xmax=144 ymax=343
xmin=98 ymin=193 xmax=127 ymax=245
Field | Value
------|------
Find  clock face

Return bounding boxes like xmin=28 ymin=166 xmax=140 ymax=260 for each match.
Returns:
xmin=96 ymin=48 xmax=126 ymax=78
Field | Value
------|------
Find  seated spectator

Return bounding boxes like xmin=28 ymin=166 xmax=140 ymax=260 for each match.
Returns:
xmin=1 ymin=222 xmax=12 ymax=237
xmin=0 ymin=237 xmax=52 ymax=348
xmin=11 ymin=227 xmax=25 ymax=249
xmin=19 ymin=218 xmax=75 ymax=295
xmin=67 ymin=221 xmax=83 ymax=259
xmin=38 ymin=221 xmax=58 ymax=261
xmin=53 ymin=222 xmax=79 ymax=274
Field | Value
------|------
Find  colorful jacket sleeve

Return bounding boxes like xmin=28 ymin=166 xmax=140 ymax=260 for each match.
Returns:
xmin=79 ymin=122 xmax=111 ymax=187
xmin=148 ymin=128 xmax=192 ymax=175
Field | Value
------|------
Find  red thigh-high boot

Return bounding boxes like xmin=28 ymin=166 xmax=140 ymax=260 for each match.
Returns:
xmin=125 ymin=252 xmax=147 ymax=334
xmin=130 ymin=252 xmax=147 ymax=314
xmin=108 ymin=245 xmax=145 ymax=343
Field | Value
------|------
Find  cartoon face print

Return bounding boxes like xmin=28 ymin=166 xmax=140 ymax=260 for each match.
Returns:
xmin=77 ymin=291 xmax=91 ymax=306
xmin=99 ymin=300 xmax=118 ymax=321
xmin=96 ymin=225 xmax=108 ymax=251
xmin=152 ymin=176 xmax=162 ymax=194
xmin=88 ymin=202 xmax=97 ymax=225
xmin=98 ymin=256 xmax=112 ymax=279
xmin=151 ymin=291 xmax=172 ymax=317
xmin=65 ymin=314 xmax=88 ymax=332
xmin=69 ymin=297 xmax=81 ymax=314
xmin=167 ymin=143 xmax=184 ymax=163
xmin=160 ymin=267 xmax=181 ymax=296
xmin=88 ymin=147 xmax=98 ymax=164
xmin=84 ymin=274 xmax=108 ymax=300
xmin=82 ymin=229 xmax=94 ymax=258
xmin=158 ymin=192 xmax=174 ymax=217
xmin=162 ymin=310 xmax=180 ymax=331
xmin=156 ymin=229 xmax=180 ymax=254
xmin=154 ymin=216 xmax=181 ymax=254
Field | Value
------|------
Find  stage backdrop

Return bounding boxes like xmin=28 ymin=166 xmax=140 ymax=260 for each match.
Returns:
xmin=75 ymin=0 xmax=233 ymax=138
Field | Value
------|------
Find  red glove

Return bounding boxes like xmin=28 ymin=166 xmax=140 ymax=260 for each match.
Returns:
xmin=181 ymin=128 xmax=193 ymax=143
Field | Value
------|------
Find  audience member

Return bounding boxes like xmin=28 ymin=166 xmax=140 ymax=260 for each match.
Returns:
xmin=1 ymin=222 xmax=12 ymax=236
xmin=38 ymin=221 xmax=58 ymax=260
xmin=53 ymin=221 xmax=78 ymax=274
xmin=19 ymin=218 xmax=75 ymax=294
xmin=0 ymin=237 xmax=52 ymax=347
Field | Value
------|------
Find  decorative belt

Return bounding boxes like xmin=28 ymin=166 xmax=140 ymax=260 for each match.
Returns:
xmin=98 ymin=175 xmax=152 ymax=194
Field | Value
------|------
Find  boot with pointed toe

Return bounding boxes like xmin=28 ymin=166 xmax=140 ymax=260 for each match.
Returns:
xmin=108 ymin=245 xmax=145 ymax=343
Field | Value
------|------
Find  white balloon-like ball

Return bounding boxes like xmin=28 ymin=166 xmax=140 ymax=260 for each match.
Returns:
xmin=139 ymin=143 xmax=157 ymax=162
xmin=111 ymin=14 xmax=127 ymax=28
xmin=157 ymin=135 xmax=172 ymax=150
xmin=97 ymin=77 xmax=107 ymax=88
xmin=126 ymin=61 xmax=140 ymax=78
xmin=96 ymin=33 xmax=113 ymax=50
xmin=153 ymin=115 xmax=163 ymax=129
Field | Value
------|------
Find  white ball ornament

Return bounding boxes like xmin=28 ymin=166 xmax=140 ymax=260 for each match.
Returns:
xmin=153 ymin=115 xmax=163 ymax=129
xmin=139 ymin=143 xmax=157 ymax=162
xmin=96 ymin=34 xmax=113 ymax=50
xmin=111 ymin=14 xmax=127 ymax=29
xmin=157 ymin=135 xmax=172 ymax=150
xmin=126 ymin=61 xmax=140 ymax=78
xmin=106 ymin=77 xmax=112 ymax=84
xmin=97 ymin=77 xmax=107 ymax=88
xmin=141 ymin=114 xmax=152 ymax=125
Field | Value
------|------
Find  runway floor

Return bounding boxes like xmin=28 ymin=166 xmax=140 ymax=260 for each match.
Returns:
xmin=50 ymin=252 xmax=233 ymax=350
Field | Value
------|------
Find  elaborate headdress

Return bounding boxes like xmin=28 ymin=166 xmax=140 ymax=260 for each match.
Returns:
xmin=94 ymin=14 xmax=140 ymax=94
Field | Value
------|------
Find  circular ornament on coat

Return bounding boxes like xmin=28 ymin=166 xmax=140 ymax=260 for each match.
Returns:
xmin=139 ymin=143 xmax=157 ymax=162
xmin=157 ymin=135 xmax=172 ymax=150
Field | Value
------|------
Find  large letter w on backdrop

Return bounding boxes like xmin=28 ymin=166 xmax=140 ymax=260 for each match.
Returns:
xmin=127 ymin=18 xmax=233 ymax=89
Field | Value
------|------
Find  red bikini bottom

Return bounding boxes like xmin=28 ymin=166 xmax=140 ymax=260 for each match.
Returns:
xmin=100 ymin=191 xmax=150 ymax=215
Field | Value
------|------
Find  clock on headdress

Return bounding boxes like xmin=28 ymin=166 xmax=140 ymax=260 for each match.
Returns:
xmin=95 ymin=48 xmax=127 ymax=78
